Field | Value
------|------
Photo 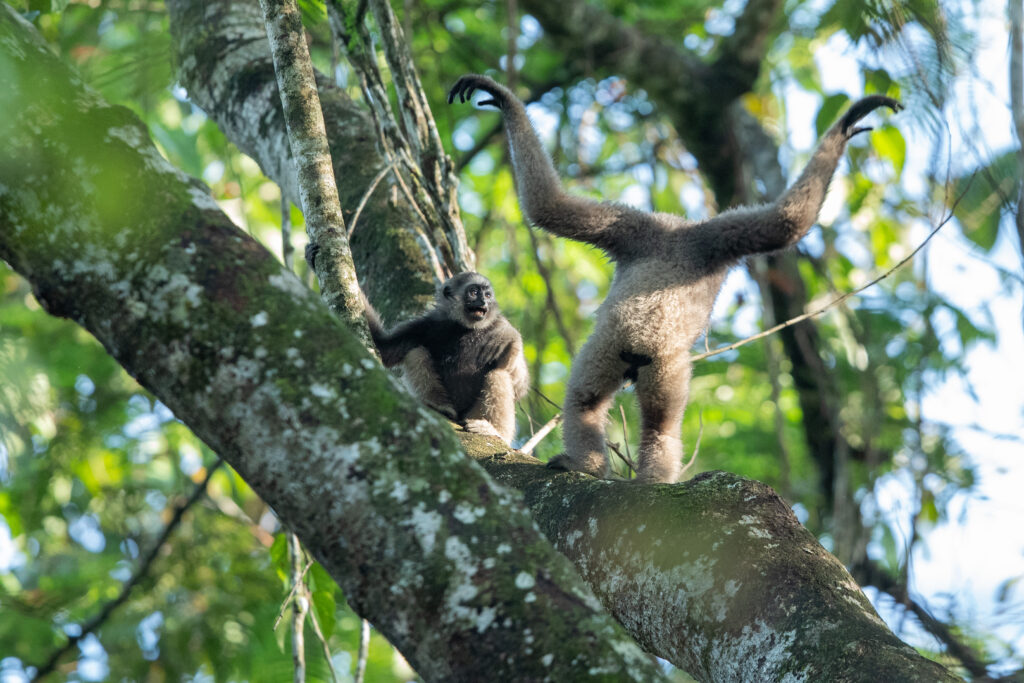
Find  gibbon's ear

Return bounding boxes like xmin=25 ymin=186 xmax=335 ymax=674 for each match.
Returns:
xmin=443 ymin=284 xmax=454 ymax=299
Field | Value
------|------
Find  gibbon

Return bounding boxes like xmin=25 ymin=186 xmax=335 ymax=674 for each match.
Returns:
xmin=365 ymin=272 xmax=529 ymax=444
xmin=449 ymin=74 xmax=900 ymax=483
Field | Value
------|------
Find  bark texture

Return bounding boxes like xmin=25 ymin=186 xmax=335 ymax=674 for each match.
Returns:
xmin=0 ymin=10 xmax=662 ymax=681
xmin=258 ymin=0 xmax=368 ymax=339
xmin=459 ymin=434 xmax=960 ymax=682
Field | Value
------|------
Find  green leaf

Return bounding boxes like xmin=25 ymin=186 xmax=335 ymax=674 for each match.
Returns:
xmin=870 ymin=125 xmax=906 ymax=177
xmin=950 ymin=151 xmax=1018 ymax=252
xmin=816 ymin=94 xmax=850 ymax=138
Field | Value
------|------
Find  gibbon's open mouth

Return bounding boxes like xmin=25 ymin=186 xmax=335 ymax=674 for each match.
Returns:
xmin=466 ymin=306 xmax=488 ymax=320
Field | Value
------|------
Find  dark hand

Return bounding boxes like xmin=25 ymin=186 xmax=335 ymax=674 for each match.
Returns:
xmin=305 ymin=242 xmax=319 ymax=271
xmin=447 ymin=74 xmax=510 ymax=110
xmin=840 ymin=95 xmax=903 ymax=139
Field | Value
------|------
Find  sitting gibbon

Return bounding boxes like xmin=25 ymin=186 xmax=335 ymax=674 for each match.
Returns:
xmin=364 ymin=272 xmax=529 ymax=444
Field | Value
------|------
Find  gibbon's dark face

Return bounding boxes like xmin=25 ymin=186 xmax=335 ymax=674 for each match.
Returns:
xmin=462 ymin=281 xmax=493 ymax=322
xmin=442 ymin=273 xmax=498 ymax=327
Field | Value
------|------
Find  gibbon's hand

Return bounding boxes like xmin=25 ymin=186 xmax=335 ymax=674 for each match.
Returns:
xmin=840 ymin=95 xmax=903 ymax=139
xmin=305 ymin=242 xmax=319 ymax=271
xmin=447 ymin=74 xmax=511 ymax=110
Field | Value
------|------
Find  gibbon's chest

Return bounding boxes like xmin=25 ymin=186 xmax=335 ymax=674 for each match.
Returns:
xmin=419 ymin=322 xmax=502 ymax=414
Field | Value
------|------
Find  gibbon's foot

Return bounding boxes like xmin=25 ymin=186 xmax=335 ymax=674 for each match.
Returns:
xmin=840 ymin=95 xmax=903 ymax=139
xmin=448 ymin=74 xmax=508 ymax=110
xmin=463 ymin=418 xmax=504 ymax=439
xmin=546 ymin=453 xmax=607 ymax=478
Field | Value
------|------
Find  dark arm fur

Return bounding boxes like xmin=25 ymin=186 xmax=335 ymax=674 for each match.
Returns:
xmin=360 ymin=290 xmax=434 ymax=368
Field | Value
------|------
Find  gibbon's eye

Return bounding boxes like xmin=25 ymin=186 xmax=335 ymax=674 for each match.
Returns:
xmin=484 ymin=290 xmax=493 ymax=299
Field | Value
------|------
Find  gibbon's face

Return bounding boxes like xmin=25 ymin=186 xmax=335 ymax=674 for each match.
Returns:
xmin=461 ymin=280 xmax=494 ymax=323
xmin=442 ymin=273 xmax=498 ymax=327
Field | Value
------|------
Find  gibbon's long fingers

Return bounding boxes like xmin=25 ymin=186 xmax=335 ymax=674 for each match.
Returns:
xmin=478 ymin=98 xmax=499 ymax=108
xmin=839 ymin=95 xmax=902 ymax=136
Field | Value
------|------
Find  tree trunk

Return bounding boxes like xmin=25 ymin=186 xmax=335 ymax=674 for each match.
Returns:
xmin=167 ymin=0 xmax=457 ymax=323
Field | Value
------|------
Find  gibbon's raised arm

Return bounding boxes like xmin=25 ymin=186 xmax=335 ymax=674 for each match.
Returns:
xmin=448 ymin=75 xmax=659 ymax=259
xmin=361 ymin=297 xmax=431 ymax=368
xmin=693 ymin=95 xmax=902 ymax=266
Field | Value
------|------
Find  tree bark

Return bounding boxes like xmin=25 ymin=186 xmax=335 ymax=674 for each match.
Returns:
xmin=0 ymin=10 xmax=662 ymax=682
xmin=458 ymin=436 xmax=959 ymax=682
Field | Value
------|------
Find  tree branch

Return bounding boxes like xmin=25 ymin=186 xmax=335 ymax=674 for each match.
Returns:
xmin=259 ymin=0 xmax=370 ymax=341
xmin=458 ymin=432 xmax=959 ymax=682
xmin=167 ymin=0 xmax=442 ymax=322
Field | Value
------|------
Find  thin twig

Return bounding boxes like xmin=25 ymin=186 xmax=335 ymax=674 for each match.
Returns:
xmin=530 ymin=385 xmax=563 ymax=412
xmin=354 ymin=618 xmax=371 ymax=683
xmin=520 ymin=413 xmax=562 ymax=455
xmin=618 ymin=404 xmax=632 ymax=463
xmin=32 ymin=459 xmax=225 ymax=681
xmin=606 ymin=441 xmax=636 ymax=476
xmin=348 ymin=162 xmax=394 ymax=238
xmin=289 ymin=532 xmax=308 ymax=683
xmin=680 ymin=411 xmax=703 ymax=478
xmin=305 ymin=591 xmax=340 ymax=683
xmin=691 ymin=174 xmax=976 ymax=363
xmin=274 ymin=558 xmax=315 ymax=630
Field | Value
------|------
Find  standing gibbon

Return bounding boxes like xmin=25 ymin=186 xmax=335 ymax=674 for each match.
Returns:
xmin=449 ymin=74 xmax=900 ymax=483
xmin=364 ymin=272 xmax=529 ymax=444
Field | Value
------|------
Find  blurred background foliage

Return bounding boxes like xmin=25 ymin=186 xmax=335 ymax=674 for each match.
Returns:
xmin=1 ymin=0 xmax=1022 ymax=680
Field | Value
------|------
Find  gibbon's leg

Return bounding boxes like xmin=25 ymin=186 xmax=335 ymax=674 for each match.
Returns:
xmin=633 ymin=357 xmax=693 ymax=484
xmin=464 ymin=369 xmax=517 ymax=443
xmin=401 ymin=347 xmax=458 ymax=420
xmin=548 ymin=334 xmax=629 ymax=478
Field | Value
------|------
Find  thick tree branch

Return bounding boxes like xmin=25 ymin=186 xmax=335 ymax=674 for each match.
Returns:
xmin=457 ymin=433 xmax=959 ymax=682
xmin=0 ymin=12 xmax=662 ymax=681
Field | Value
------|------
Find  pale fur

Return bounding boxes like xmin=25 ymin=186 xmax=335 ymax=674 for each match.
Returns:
xmin=449 ymin=75 xmax=901 ymax=483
